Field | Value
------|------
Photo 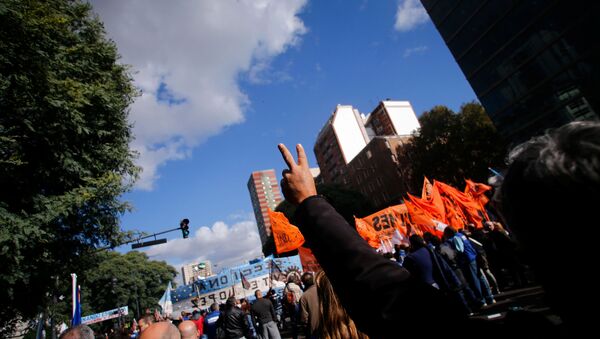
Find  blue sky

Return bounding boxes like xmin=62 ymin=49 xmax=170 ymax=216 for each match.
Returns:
xmin=91 ymin=0 xmax=476 ymax=275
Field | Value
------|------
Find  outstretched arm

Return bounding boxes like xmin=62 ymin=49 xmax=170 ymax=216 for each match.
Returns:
xmin=277 ymin=144 xmax=457 ymax=338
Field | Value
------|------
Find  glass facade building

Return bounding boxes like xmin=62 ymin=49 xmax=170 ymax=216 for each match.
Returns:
xmin=422 ymin=0 xmax=599 ymax=143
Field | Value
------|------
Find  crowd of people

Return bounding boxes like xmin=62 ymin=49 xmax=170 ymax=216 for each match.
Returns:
xmin=61 ymin=120 xmax=599 ymax=338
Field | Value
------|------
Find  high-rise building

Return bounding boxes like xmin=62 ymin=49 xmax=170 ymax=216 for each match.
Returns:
xmin=314 ymin=101 xmax=419 ymax=187
xmin=313 ymin=100 xmax=419 ymax=207
xmin=314 ymin=105 xmax=370 ymax=184
xmin=345 ymin=136 xmax=412 ymax=209
xmin=181 ymin=261 xmax=212 ymax=285
xmin=421 ymin=0 xmax=599 ymax=143
xmin=364 ymin=101 xmax=420 ymax=139
xmin=247 ymin=170 xmax=282 ymax=250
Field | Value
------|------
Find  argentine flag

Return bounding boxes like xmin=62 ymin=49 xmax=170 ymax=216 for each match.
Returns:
xmin=158 ymin=281 xmax=173 ymax=316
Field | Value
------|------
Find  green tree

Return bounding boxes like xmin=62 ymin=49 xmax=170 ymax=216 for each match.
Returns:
xmin=0 ymin=0 xmax=138 ymax=332
xmin=398 ymin=102 xmax=507 ymax=193
xmin=82 ymin=252 xmax=176 ymax=326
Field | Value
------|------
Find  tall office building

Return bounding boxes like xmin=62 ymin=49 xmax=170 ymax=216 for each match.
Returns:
xmin=247 ymin=170 xmax=282 ymax=251
xmin=181 ymin=261 xmax=212 ymax=285
xmin=364 ymin=101 xmax=421 ymax=139
xmin=314 ymin=101 xmax=419 ymax=186
xmin=345 ymin=136 xmax=412 ymax=209
xmin=313 ymin=100 xmax=419 ymax=207
xmin=314 ymin=105 xmax=370 ymax=184
xmin=421 ymin=0 xmax=599 ymax=143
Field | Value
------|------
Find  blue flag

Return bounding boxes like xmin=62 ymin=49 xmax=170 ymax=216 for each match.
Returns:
xmin=72 ymin=285 xmax=82 ymax=326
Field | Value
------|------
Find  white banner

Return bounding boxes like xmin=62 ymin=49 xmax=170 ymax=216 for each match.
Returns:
xmin=82 ymin=306 xmax=128 ymax=325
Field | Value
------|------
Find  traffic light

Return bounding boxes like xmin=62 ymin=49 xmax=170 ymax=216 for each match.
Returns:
xmin=180 ymin=218 xmax=190 ymax=239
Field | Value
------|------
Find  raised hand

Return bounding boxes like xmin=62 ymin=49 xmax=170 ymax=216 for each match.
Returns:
xmin=278 ymin=143 xmax=317 ymax=205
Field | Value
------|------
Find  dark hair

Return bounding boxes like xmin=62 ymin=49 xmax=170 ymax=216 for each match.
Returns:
xmin=443 ymin=226 xmax=456 ymax=239
xmin=408 ymin=235 xmax=426 ymax=251
xmin=301 ymin=272 xmax=314 ymax=287
xmin=501 ymin=121 xmax=600 ymax=332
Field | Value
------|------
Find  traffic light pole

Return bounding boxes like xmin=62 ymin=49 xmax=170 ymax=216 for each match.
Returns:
xmin=95 ymin=226 xmax=185 ymax=252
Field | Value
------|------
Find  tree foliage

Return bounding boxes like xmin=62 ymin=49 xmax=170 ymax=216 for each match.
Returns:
xmin=34 ymin=251 xmax=176 ymax=336
xmin=0 ymin=0 xmax=138 ymax=332
xmin=398 ymin=102 xmax=508 ymax=193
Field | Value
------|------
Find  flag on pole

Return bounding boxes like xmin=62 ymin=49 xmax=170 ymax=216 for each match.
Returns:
xmin=158 ymin=282 xmax=173 ymax=316
xmin=71 ymin=274 xmax=81 ymax=327
xmin=270 ymin=258 xmax=283 ymax=280
xmin=72 ymin=285 xmax=82 ymax=326
xmin=240 ymin=272 xmax=251 ymax=290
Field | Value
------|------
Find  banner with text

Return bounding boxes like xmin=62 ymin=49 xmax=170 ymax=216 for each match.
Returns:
xmin=82 ymin=306 xmax=128 ymax=325
xmin=171 ymin=255 xmax=302 ymax=311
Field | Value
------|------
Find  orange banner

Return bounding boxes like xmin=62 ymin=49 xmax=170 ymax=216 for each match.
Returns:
xmin=354 ymin=216 xmax=381 ymax=249
xmin=298 ymin=247 xmax=321 ymax=272
xmin=268 ymin=209 xmax=305 ymax=254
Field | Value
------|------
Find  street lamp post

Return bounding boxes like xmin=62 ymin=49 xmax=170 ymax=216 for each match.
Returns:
xmin=111 ymin=278 xmax=122 ymax=330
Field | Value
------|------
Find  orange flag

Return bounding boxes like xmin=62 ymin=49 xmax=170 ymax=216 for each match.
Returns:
xmin=268 ymin=209 xmax=305 ymax=254
xmin=407 ymin=192 xmax=445 ymax=224
xmin=298 ymin=247 xmax=321 ymax=272
xmin=389 ymin=204 xmax=410 ymax=237
xmin=404 ymin=200 xmax=441 ymax=237
xmin=354 ymin=216 xmax=381 ymax=249
xmin=464 ymin=179 xmax=492 ymax=220
xmin=422 ymin=177 xmax=433 ymax=200
xmin=436 ymin=181 xmax=484 ymax=227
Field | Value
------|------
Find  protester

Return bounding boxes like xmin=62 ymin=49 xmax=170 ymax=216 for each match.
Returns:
xmin=277 ymin=143 xmax=460 ymax=338
xmin=138 ymin=314 xmax=155 ymax=333
xmin=276 ymin=141 xmax=569 ymax=337
xmin=203 ymin=303 xmax=221 ymax=339
xmin=251 ymin=290 xmax=280 ymax=339
xmin=178 ymin=320 xmax=200 ymax=339
xmin=216 ymin=297 xmax=249 ymax=339
xmin=314 ymin=270 xmax=368 ymax=339
xmin=140 ymin=322 xmax=180 ymax=339
xmin=59 ymin=325 xmax=94 ymax=339
xmin=299 ymin=272 xmax=319 ymax=338
xmin=403 ymin=234 xmax=438 ymax=289
xmin=283 ymin=276 xmax=303 ymax=339
xmin=240 ymin=299 xmax=258 ymax=339
xmin=501 ymin=121 xmax=600 ymax=336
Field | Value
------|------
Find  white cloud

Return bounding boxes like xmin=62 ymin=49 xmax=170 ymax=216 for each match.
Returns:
xmin=143 ymin=219 xmax=263 ymax=272
xmin=394 ymin=0 xmax=429 ymax=32
xmin=403 ymin=45 xmax=428 ymax=58
xmin=91 ymin=0 xmax=308 ymax=190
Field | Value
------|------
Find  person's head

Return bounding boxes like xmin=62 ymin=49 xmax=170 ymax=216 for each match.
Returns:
xmin=210 ymin=302 xmax=219 ymax=312
xmin=301 ymin=272 xmax=314 ymax=288
xmin=443 ymin=226 xmax=457 ymax=240
xmin=177 ymin=320 xmax=199 ymax=339
xmin=140 ymin=322 xmax=180 ymax=339
xmin=138 ymin=314 xmax=155 ymax=332
xmin=240 ymin=298 xmax=251 ymax=312
xmin=483 ymin=221 xmax=494 ymax=232
xmin=466 ymin=224 xmax=476 ymax=235
xmin=254 ymin=289 xmax=263 ymax=299
xmin=502 ymin=121 xmax=600 ymax=331
xmin=423 ymin=232 xmax=441 ymax=247
xmin=225 ymin=296 xmax=237 ymax=310
xmin=314 ymin=270 xmax=368 ymax=339
xmin=59 ymin=325 xmax=94 ymax=339
xmin=408 ymin=234 xmax=426 ymax=252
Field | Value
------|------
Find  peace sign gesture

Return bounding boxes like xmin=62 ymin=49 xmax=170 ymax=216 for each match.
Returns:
xmin=278 ymin=143 xmax=317 ymax=205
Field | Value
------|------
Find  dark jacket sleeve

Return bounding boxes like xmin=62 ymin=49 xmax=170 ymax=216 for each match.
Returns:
xmin=295 ymin=196 xmax=460 ymax=338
